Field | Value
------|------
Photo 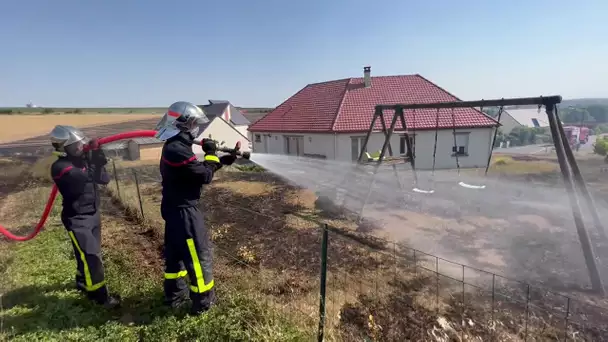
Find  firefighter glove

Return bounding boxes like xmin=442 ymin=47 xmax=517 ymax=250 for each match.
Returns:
xmin=88 ymin=138 xmax=101 ymax=151
xmin=219 ymin=154 xmax=237 ymax=166
xmin=202 ymin=138 xmax=217 ymax=155
xmin=90 ymin=147 xmax=108 ymax=167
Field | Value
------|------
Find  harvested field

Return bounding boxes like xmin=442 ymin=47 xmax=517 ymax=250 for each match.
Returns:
xmin=0 ymin=117 xmax=159 ymax=157
xmin=0 ymin=114 xmax=159 ymax=144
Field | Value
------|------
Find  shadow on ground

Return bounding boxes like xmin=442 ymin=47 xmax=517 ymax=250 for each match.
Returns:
xmin=0 ymin=283 xmax=184 ymax=336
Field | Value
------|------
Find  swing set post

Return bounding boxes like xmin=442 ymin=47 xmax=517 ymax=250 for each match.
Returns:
xmin=356 ymin=107 xmax=407 ymax=222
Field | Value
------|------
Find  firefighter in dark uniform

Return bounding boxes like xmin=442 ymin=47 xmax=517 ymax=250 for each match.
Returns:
xmin=155 ymin=101 xmax=236 ymax=314
xmin=49 ymin=125 xmax=120 ymax=309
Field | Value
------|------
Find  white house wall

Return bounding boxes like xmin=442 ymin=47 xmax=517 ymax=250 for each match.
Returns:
xmin=251 ymin=132 xmax=335 ymax=158
xmin=334 ymin=128 xmax=493 ymax=170
xmin=193 ymin=118 xmax=252 ymax=155
xmin=498 ymin=113 xmax=523 ymax=134
xmin=249 ymin=128 xmax=493 ymax=170
xmin=234 ymin=125 xmax=250 ymax=140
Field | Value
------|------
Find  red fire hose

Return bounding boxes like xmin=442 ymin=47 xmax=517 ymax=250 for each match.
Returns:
xmin=0 ymin=130 xmax=158 ymax=242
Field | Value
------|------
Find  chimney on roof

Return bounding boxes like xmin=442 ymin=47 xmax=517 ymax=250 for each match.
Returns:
xmin=363 ymin=66 xmax=371 ymax=87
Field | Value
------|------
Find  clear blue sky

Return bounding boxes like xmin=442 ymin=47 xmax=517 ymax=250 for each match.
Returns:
xmin=1 ymin=0 xmax=606 ymax=107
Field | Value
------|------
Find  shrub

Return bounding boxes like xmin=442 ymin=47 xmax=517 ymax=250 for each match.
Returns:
xmin=595 ymin=124 xmax=608 ymax=134
xmin=593 ymin=137 xmax=608 ymax=156
xmin=494 ymin=158 xmax=509 ymax=166
xmin=235 ymin=164 xmax=265 ymax=172
xmin=42 ymin=108 xmax=54 ymax=114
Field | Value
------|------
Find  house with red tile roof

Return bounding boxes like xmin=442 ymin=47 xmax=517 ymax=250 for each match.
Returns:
xmin=248 ymin=67 xmax=498 ymax=170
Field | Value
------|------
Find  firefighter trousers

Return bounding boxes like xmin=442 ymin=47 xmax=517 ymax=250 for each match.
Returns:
xmin=62 ymin=213 xmax=110 ymax=304
xmin=162 ymin=205 xmax=215 ymax=311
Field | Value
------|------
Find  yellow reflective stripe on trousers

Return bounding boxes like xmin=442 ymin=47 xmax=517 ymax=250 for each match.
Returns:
xmin=204 ymin=155 xmax=220 ymax=163
xmin=68 ymin=231 xmax=106 ymax=292
xmin=164 ymin=270 xmax=188 ymax=279
xmin=186 ymin=238 xmax=214 ymax=293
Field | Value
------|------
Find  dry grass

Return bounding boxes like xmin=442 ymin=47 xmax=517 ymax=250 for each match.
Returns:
xmin=138 ymin=146 xmax=162 ymax=161
xmin=0 ymin=114 xmax=158 ymax=144
xmin=489 ymin=155 xmax=558 ymax=175
xmin=29 ymin=155 xmax=58 ymax=181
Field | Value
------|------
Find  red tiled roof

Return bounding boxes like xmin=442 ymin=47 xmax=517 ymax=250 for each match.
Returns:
xmin=248 ymin=74 xmax=498 ymax=133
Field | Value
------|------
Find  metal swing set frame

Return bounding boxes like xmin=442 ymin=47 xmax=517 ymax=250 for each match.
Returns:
xmin=356 ymin=95 xmax=608 ymax=294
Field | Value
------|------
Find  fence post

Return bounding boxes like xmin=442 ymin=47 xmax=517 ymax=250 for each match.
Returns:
xmin=317 ymin=224 xmax=329 ymax=342
xmin=111 ymin=159 xmax=121 ymax=201
xmin=132 ymin=169 xmax=145 ymax=221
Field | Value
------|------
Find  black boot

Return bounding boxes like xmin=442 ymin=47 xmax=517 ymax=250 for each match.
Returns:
xmin=87 ymin=285 xmax=121 ymax=309
xmin=189 ymin=290 xmax=216 ymax=315
xmin=164 ymin=291 xmax=189 ymax=309
xmin=75 ymin=274 xmax=86 ymax=293
xmin=164 ymin=277 xmax=189 ymax=309
xmin=101 ymin=294 xmax=121 ymax=310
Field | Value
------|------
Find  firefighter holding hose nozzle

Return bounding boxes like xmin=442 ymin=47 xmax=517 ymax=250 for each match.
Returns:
xmin=155 ymin=101 xmax=236 ymax=314
xmin=49 ymin=125 xmax=120 ymax=309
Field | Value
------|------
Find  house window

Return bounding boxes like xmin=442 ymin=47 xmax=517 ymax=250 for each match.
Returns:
xmin=452 ymin=132 xmax=470 ymax=156
xmin=255 ymin=134 xmax=261 ymax=143
xmin=399 ymin=134 xmax=415 ymax=156
xmin=351 ymin=137 xmax=367 ymax=161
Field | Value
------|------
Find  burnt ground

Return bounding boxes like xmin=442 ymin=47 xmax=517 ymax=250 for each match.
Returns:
xmin=0 ymin=117 xmax=158 ymax=157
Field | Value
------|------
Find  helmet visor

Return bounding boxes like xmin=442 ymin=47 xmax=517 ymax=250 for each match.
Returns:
xmin=64 ymin=140 xmax=85 ymax=157
xmin=155 ymin=126 xmax=181 ymax=141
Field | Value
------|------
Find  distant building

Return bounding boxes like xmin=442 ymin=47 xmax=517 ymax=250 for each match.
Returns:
xmin=239 ymin=108 xmax=274 ymax=125
xmin=500 ymin=106 xmax=550 ymax=134
xmin=199 ymin=100 xmax=251 ymax=139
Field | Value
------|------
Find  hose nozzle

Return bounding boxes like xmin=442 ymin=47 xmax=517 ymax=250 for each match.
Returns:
xmin=194 ymin=140 xmax=251 ymax=160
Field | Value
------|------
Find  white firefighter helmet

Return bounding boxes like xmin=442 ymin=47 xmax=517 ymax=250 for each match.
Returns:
xmin=49 ymin=125 xmax=89 ymax=157
xmin=155 ymin=101 xmax=209 ymax=141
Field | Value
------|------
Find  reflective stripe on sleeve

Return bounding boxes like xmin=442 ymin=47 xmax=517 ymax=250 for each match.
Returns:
xmin=204 ymin=155 xmax=220 ymax=163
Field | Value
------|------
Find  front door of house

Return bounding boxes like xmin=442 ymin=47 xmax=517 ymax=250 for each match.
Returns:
xmin=263 ymin=135 xmax=269 ymax=153
xmin=285 ymin=136 xmax=303 ymax=156
xmin=351 ymin=137 xmax=367 ymax=161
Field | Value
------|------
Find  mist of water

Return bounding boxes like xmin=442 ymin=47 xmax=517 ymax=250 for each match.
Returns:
xmin=249 ymin=152 xmax=608 ymax=292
